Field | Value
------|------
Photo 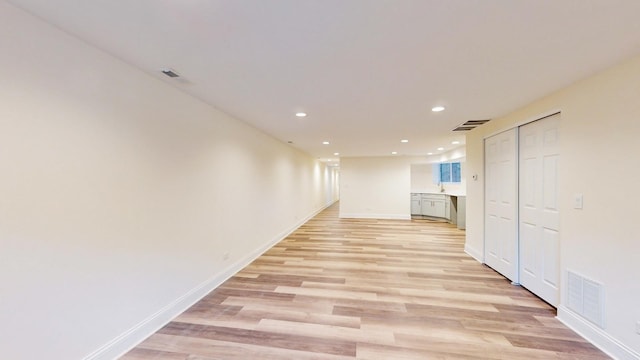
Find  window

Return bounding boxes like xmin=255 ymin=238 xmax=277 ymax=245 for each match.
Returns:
xmin=435 ymin=162 xmax=461 ymax=183
xmin=451 ymin=162 xmax=461 ymax=182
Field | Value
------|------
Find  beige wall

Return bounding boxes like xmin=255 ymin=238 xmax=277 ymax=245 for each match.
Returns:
xmin=410 ymin=148 xmax=467 ymax=195
xmin=465 ymin=54 xmax=640 ymax=358
xmin=0 ymin=3 xmax=337 ymax=359
xmin=410 ymin=164 xmax=433 ymax=192
xmin=339 ymin=157 xmax=411 ymax=219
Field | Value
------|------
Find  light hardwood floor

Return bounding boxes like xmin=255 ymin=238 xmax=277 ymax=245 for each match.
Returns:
xmin=123 ymin=203 xmax=609 ymax=359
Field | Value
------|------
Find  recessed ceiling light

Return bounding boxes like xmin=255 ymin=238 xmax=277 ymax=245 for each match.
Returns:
xmin=452 ymin=141 xmax=460 ymax=145
xmin=322 ymin=141 xmax=330 ymax=145
xmin=427 ymin=152 xmax=433 ymax=155
xmin=401 ymin=139 xmax=409 ymax=143
xmin=333 ymin=152 xmax=340 ymax=156
xmin=432 ymin=106 xmax=445 ymax=112
xmin=391 ymin=151 xmax=398 ymax=155
xmin=295 ymin=112 xmax=307 ymax=117
xmin=437 ymin=147 xmax=444 ymax=151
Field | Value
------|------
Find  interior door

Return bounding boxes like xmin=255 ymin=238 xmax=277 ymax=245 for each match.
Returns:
xmin=519 ymin=114 xmax=560 ymax=305
xmin=484 ymin=129 xmax=518 ymax=282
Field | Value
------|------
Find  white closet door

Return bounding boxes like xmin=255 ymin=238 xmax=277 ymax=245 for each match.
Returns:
xmin=484 ymin=129 xmax=518 ymax=282
xmin=519 ymin=114 xmax=560 ymax=306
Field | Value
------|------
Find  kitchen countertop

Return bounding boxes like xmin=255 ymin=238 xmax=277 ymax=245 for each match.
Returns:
xmin=412 ymin=191 xmax=466 ymax=197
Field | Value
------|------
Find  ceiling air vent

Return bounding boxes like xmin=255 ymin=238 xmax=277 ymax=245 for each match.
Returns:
xmin=161 ymin=68 xmax=180 ymax=78
xmin=453 ymin=119 xmax=490 ymax=131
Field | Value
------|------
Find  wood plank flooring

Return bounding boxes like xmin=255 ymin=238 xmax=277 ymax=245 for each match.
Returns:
xmin=122 ymin=203 xmax=609 ymax=359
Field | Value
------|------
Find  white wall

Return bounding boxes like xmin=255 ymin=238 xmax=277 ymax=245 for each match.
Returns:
xmin=410 ymin=164 xmax=466 ymax=195
xmin=465 ymin=54 xmax=640 ymax=359
xmin=324 ymin=166 xmax=340 ymax=205
xmin=410 ymin=148 xmax=467 ymax=195
xmin=0 ymin=3 xmax=336 ymax=359
xmin=339 ymin=157 xmax=410 ymax=219
xmin=410 ymin=164 xmax=433 ymax=192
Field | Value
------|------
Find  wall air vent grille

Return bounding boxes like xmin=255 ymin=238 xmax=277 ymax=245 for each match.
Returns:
xmin=567 ymin=270 xmax=605 ymax=328
xmin=452 ymin=119 xmax=490 ymax=131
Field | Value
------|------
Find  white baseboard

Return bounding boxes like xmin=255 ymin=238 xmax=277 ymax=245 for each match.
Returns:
xmin=464 ymin=244 xmax=484 ymax=263
xmin=557 ymin=306 xmax=640 ymax=360
xmin=83 ymin=201 xmax=335 ymax=360
xmin=339 ymin=213 xmax=411 ymax=220
xmin=84 ymin=260 xmax=241 ymax=360
xmin=462 ymin=249 xmax=639 ymax=360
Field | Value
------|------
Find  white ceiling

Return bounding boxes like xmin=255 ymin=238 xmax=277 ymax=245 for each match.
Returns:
xmin=8 ymin=0 xmax=640 ymax=160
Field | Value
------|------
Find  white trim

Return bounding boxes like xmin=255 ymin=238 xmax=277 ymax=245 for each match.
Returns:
xmin=483 ymin=109 xmax=562 ymax=139
xmin=83 ymin=200 xmax=337 ymax=360
xmin=557 ymin=306 xmax=640 ymax=360
xmin=464 ymin=244 xmax=484 ymax=263
xmin=339 ymin=213 xmax=411 ymax=220
xmin=83 ymin=261 xmax=239 ymax=360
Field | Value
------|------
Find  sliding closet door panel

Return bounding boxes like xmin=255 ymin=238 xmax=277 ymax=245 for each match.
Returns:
xmin=484 ymin=128 xmax=518 ymax=282
xmin=519 ymin=114 xmax=560 ymax=306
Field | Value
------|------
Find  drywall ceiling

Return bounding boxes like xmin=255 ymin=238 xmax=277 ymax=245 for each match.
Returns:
xmin=7 ymin=0 xmax=640 ymax=160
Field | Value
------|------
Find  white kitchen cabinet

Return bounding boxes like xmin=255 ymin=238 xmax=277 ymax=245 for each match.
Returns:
xmin=421 ymin=194 xmax=446 ymax=218
xmin=432 ymin=199 xmax=446 ymax=218
xmin=412 ymin=193 xmax=463 ymax=225
xmin=445 ymin=199 xmax=450 ymax=220
xmin=447 ymin=196 xmax=457 ymax=224
xmin=411 ymin=193 xmax=422 ymax=215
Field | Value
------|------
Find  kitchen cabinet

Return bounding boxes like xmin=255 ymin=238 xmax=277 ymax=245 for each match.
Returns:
xmin=411 ymin=193 xmax=464 ymax=227
xmin=421 ymin=194 xmax=446 ymax=218
xmin=411 ymin=193 xmax=422 ymax=215
xmin=447 ymin=196 xmax=457 ymax=224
